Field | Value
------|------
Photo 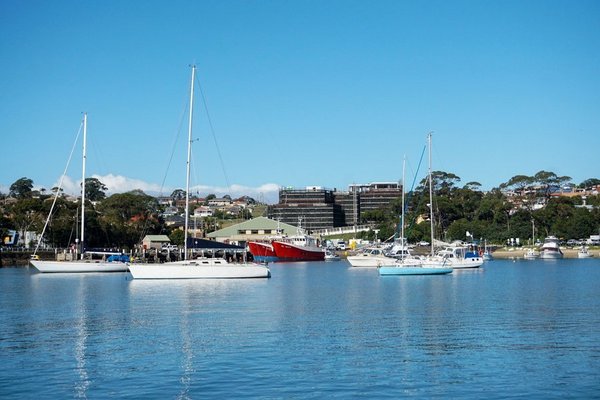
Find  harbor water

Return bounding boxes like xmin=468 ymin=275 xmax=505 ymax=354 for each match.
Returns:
xmin=1 ymin=259 xmax=600 ymax=398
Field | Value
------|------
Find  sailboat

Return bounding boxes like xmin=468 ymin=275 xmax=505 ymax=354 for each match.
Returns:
xmin=128 ymin=66 xmax=270 ymax=279
xmin=29 ymin=114 xmax=129 ymax=273
xmin=524 ymin=219 xmax=539 ymax=259
xmin=379 ymin=152 xmax=452 ymax=276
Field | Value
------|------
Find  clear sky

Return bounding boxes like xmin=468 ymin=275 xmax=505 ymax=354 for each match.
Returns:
xmin=1 ymin=0 xmax=599 ymax=203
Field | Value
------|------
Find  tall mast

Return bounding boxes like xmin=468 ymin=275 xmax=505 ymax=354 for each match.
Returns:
xmin=401 ymin=155 xmax=406 ymax=259
xmin=184 ymin=65 xmax=196 ymax=261
xmin=80 ymin=113 xmax=87 ymax=260
xmin=428 ymin=132 xmax=434 ymax=257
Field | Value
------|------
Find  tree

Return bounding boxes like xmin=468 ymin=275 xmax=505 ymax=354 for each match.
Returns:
xmin=170 ymin=189 xmax=186 ymax=201
xmin=533 ymin=170 xmax=571 ymax=200
xmin=96 ymin=191 xmax=160 ymax=248
xmin=85 ymin=177 xmax=107 ymax=201
xmin=9 ymin=177 xmax=34 ymax=199
xmin=579 ymin=178 xmax=600 ymax=189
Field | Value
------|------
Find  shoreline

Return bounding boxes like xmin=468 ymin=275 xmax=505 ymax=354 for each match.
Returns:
xmin=491 ymin=248 xmax=599 ymax=259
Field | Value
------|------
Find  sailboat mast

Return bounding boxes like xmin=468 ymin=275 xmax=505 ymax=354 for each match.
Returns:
xmin=184 ymin=66 xmax=196 ymax=261
xmin=80 ymin=113 xmax=87 ymax=260
xmin=428 ymin=132 xmax=434 ymax=257
xmin=401 ymin=155 xmax=406 ymax=259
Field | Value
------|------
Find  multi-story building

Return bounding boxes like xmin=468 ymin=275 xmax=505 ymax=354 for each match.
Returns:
xmin=267 ymin=183 xmax=402 ymax=231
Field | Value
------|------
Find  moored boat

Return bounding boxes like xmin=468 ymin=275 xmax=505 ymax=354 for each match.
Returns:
xmin=128 ymin=258 xmax=270 ymax=279
xmin=524 ymin=248 xmax=540 ymax=259
xmin=248 ymin=241 xmax=279 ymax=263
xmin=578 ymin=246 xmax=593 ymax=258
xmin=347 ymin=247 xmax=397 ymax=267
xmin=423 ymin=246 xmax=484 ymax=269
xmin=271 ymin=234 xmax=325 ymax=262
xmin=128 ymin=66 xmax=269 ymax=280
xmin=29 ymin=114 xmax=128 ymax=274
xmin=324 ymin=249 xmax=340 ymax=261
xmin=539 ymin=236 xmax=564 ymax=259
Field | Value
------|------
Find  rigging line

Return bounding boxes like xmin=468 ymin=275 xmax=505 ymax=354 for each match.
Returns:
xmin=404 ymin=144 xmax=428 ymax=236
xmin=136 ymin=86 xmax=189 ymax=247
xmin=194 ymin=73 xmax=231 ymax=189
xmin=159 ymin=92 xmax=190 ymax=196
xmin=34 ymin=120 xmax=84 ymax=255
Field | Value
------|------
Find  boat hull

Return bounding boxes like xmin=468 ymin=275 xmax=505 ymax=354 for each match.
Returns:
xmin=271 ymin=241 xmax=324 ymax=262
xmin=540 ymin=251 xmax=563 ymax=259
xmin=248 ymin=241 xmax=280 ymax=263
xmin=379 ymin=266 xmax=453 ymax=275
xmin=30 ymin=260 xmax=128 ymax=273
xmin=128 ymin=264 xmax=270 ymax=279
xmin=346 ymin=256 xmax=397 ymax=267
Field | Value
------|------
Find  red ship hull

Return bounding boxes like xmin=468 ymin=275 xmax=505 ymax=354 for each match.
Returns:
xmin=248 ymin=241 xmax=279 ymax=262
xmin=271 ymin=241 xmax=325 ymax=262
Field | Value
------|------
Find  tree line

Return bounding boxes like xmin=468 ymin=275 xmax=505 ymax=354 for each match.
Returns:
xmin=359 ymin=171 xmax=600 ymax=245
xmin=2 ymin=172 xmax=599 ymax=250
xmin=0 ymin=177 xmax=253 ymax=250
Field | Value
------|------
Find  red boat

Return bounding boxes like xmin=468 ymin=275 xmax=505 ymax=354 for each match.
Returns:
xmin=248 ymin=241 xmax=279 ymax=263
xmin=271 ymin=235 xmax=325 ymax=262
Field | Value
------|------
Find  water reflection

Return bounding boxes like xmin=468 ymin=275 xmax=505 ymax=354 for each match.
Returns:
xmin=74 ymin=278 xmax=90 ymax=399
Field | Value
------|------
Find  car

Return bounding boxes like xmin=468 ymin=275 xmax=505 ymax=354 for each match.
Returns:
xmin=418 ymin=241 xmax=430 ymax=246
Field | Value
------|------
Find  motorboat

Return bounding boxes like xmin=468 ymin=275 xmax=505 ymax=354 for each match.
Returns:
xmin=578 ymin=246 xmax=593 ymax=258
xmin=324 ymin=250 xmax=340 ymax=261
xmin=422 ymin=246 xmax=484 ymax=269
xmin=539 ymin=236 xmax=564 ymax=259
xmin=524 ymin=248 xmax=540 ymax=259
xmin=347 ymin=247 xmax=397 ymax=267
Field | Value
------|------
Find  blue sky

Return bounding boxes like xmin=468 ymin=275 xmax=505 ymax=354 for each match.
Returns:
xmin=1 ymin=0 xmax=599 ymax=203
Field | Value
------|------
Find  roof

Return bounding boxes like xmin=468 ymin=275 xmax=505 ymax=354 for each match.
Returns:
xmin=142 ymin=235 xmax=171 ymax=242
xmin=207 ymin=216 xmax=299 ymax=239
xmin=186 ymin=238 xmax=243 ymax=250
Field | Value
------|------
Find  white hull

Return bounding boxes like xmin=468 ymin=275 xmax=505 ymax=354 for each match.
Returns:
xmin=346 ymin=255 xmax=397 ymax=267
xmin=539 ymin=251 xmax=563 ymax=259
xmin=422 ymin=258 xmax=483 ymax=269
xmin=30 ymin=260 xmax=128 ymax=273
xmin=578 ymin=252 xmax=592 ymax=259
xmin=524 ymin=249 xmax=539 ymax=259
xmin=128 ymin=259 xmax=270 ymax=279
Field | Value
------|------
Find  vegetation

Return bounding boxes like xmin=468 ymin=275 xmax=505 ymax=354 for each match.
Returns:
xmin=361 ymin=171 xmax=600 ymax=245
xmin=1 ymin=172 xmax=599 ymax=250
xmin=0 ymin=178 xmax=259 ymax=250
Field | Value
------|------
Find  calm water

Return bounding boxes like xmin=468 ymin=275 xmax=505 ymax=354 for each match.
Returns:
xmin=1 ymin=259 xmax=600 ymax=399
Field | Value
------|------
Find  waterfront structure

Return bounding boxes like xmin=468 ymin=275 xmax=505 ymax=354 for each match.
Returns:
xmin=267 ymin=183 xmax=402 ymax=231
xmin=206 ymin=216 xmax=299 ymax=245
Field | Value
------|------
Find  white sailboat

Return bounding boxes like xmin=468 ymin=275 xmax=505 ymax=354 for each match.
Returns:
xmin=30 ymin=114 xmax=129 ymax=273
xmin=523 ymin=219 xmax=540 ymax=259
xmin=379 ymin=152 xmax=452 ymax=276
xmin=128 ymin=66 xmax=270 ymax=279
xmin=418 ymin=134 xmax=482 ymax=270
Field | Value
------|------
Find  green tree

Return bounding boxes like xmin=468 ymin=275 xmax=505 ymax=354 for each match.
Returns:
xmin=85 ymin=177 xmax=107 ymax=201
xmin=9 ymin=177 xmax=34 ymax=199
xmin=96 ymin=191 xmax=160 ymax=248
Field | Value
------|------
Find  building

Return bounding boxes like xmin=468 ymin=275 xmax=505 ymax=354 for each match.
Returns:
xmin=267 ymin=187 xmax=344 ymax=231
xmin=267 ymin=183 xmax=402 ymax=231
xmin=206 ymin=217 xmax=300 ymax=245
xmin=141 ymin=235 xmax=171 ymax=250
